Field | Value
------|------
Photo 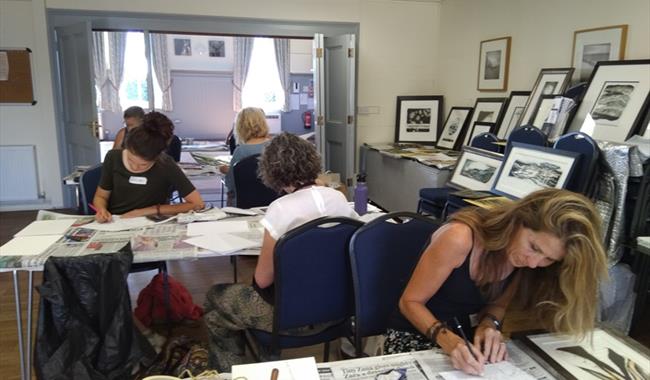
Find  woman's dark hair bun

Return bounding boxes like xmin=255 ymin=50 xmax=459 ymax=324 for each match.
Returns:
xmin=124 ymin=111 xmax=174 ymax=161
xmin=141 ymin=111 xmax=174 ymax=141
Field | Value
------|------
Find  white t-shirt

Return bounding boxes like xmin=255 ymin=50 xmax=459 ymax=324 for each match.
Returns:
xmin=260 ymin=186 xmax=359 ymax=240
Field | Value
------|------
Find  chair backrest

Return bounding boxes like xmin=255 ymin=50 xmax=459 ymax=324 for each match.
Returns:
xmin=470 ymin=132 xmax=500 ymax=152
xmin=79 ymin=164 xmax=103 ymax=215
xmin=506 ymin=125 xmax=547 ymax=153
xmin=553 ymin=132 xmax=600 ymax=194
xmin=273 ymin=217 xmax=363 ymax=333
xmin=232 ymin=154 xmax=279 ymax=208
xmin=349 ymin=212 xmax=441 ymax=338
xmin=166 ymin=135 xmax=182 ymax=162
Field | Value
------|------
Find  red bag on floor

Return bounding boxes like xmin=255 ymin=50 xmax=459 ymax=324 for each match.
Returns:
xmin=134 ymin=273 xmax=203 ymax=327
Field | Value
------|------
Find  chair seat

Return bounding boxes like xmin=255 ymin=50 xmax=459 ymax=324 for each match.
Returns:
xmin=249 ymin=321 xmax=350 ymax=349
xmin=419 ymin=187 xmax=452 ymax=201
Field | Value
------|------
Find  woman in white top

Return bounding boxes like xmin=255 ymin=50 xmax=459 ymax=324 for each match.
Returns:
xmin=204 ymin=132 xmax=357 ymax=371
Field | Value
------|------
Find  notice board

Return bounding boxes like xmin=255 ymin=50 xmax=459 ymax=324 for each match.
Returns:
xmin=0 ymin=48 xmax=36 ymax=105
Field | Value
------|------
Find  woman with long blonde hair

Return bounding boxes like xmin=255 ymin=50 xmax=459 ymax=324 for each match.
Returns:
xmin=386 ymin=188 xmax=608 ymax=376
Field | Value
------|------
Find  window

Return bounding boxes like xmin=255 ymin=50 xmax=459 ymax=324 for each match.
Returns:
xmin=119 ymin=32 xmax=150 ymax=110
xmin=241 ymin=38 xmax=285 ymax=113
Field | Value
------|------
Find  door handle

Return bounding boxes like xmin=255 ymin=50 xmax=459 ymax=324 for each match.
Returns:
xmin=87 ymin=121 xmax=102 ymax=139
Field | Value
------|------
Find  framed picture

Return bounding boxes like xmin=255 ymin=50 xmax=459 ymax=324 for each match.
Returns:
xmin=477 ymin=36 xmax=511 ymax=92
xmin=448 ymin=146 xmax=503 ymax=191
xmin=572 ymin=25 xmax=628 ymax=83
xmin=468 ymin=122 xmax=495 ymax=145
xmin=463 ymin=97 xmax=508 ymax=146
xmin=497 ymin=91 xmax=531 ymax=139
xmin=518 ymin=68 xmax=574 ymax=128
xmin=531 ymin=95 xmax=560 ymax=129
xmin=174 ymin=38 xmax=192 ymax=56
xmin=517 ymin=328 xmax=650 ymax=380
xmin=492 ymin=142 xmax=579 ymax=199
xmin=395 ymin=95 xmax=444 ymax=144
xmin=209 ymin=40 xmax=226 ymax=57
xmin=569 ymin=60 xmax=650 ymax=142
xmin=437 ymin=107 xmax=473 ymax=150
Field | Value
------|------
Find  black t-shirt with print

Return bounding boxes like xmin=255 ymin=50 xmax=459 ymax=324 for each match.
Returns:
xmin=99 ymin=149 xmax=195 ymax=214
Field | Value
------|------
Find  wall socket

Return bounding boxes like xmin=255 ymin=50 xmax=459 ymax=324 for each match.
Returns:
xmin=357 ymin=106 xmax=380 ymax=115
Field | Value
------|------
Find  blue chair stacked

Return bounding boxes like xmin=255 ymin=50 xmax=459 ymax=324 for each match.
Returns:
xmin=552 ymin=132 xmax=600 ymax=195
xmin=349 ymin=212 xmax=441 ymax=357
xmin=247 ymin=217 xmax=363 ymax=361
xmin=470 ymin=132 xmax=501 ymax=153
xmin=505 ymin=125 xmax=547 ymax=153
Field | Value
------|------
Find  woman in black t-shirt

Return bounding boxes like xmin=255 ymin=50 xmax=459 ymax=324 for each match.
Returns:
xmin=94 ymin=112 xmax=204 ymax=222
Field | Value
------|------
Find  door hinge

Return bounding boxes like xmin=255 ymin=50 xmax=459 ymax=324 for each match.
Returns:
xmin=348 ymin=48 xmax=354 ymax=58
xmin=317 ymin=115 xmax=324 ymax=126
xmin=316 ymin=48 xmax=323 ymax=58
xmin=347 ymin=115 xmax=354 ymax=124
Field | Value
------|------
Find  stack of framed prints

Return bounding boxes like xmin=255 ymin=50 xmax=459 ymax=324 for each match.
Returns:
xmin=497 ymin=91 xmax=530 ymax=140
xmin=518 ymin=68 xmax=574 ymax=128
xmin=569 ymin=60 xmax=650 ymax=143
xmin=462 ymin=97 xmax=508 ymax=146
xmin=517 ymin=328 xmax=649 ymax=380
xmin=492 ymin=142 xmax=579 ymax=199
xmin=395 ymin=96 xmax=444 ymax=145
xmin=448 ymin=146 xmax=503 ymax=191
xmin=437 ymin=107 xmax=474 ymax=150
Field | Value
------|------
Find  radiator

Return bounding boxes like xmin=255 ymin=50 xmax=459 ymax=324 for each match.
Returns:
xmin=0 ymin=145 xmax=39 ymax=202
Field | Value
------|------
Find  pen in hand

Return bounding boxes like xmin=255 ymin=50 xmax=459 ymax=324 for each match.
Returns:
xmin=453 ymin=317 xmax=481 ymax=364
xmin=270 ymin=368 xmax=279 ymax=380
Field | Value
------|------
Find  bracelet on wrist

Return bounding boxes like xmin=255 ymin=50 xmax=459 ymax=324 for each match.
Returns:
xmin=427 ymin=321 xmax=448 ymax=343
xmin=481 ymin=313 xmax=502 ymax=331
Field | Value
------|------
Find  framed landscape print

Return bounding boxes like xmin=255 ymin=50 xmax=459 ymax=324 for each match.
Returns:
xmin=477 ymin=36 xmax=511 ymax=92
xmin=463 ymin=98 xmax=508 ymax=146
xmin=518 ymin=68 xmax=574 ymax=128
xmin=492 ymin=142 xmax=579 ymax=199
xmin=395 ymin=95 xmax=444 ymax=145
xmin=437 ymin=107 xmax=473 ymax=150
xmin=497 ymin=91 xmax=531 ymax=139
xmin=569 ymin=60 xmax=650 ymax=142
xmin=448 ymin=146 xmax=503 ymax=191
xmin=468 ymin=122 xmax=495 ymax=145
xmin=572 ymin=25 xmax=628 ymax=83
xmin=518 ymin=328 xmax=650 ymax=380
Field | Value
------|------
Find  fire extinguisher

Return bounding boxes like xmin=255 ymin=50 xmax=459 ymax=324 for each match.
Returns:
xmin=302 ymin=111 xmax=312 ymax=129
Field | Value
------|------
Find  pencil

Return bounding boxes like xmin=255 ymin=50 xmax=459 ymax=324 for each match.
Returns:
xmin=88 ymin=203 xmax=98 ymax=213
xmin=270 ymin=368 xmax=279 ymax=380
xmin=453 ymin=317 xmax=479 ymax=362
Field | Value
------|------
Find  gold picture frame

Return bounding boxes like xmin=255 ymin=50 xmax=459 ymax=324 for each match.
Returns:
xmin=477 ymin=36 xmax=511 ymax=92
xmin=571 ymin=24 xmax=628 ymax=83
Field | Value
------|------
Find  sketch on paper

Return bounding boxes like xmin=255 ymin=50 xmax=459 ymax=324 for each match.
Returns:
xmin=541 ymin=81 xmax=559 ymax=95
xmin=406 ymin=108 xmax=431 ymax=133
xmin=509 ymin=160 xmax=562 ymax=187
xmin=591 ymin=81 xmax=636 ymax=126
xmin=461 ymin=159 xmax=498 ymax=183
xmin=477 ymin=111 xmax=495 ymax=122
xmin=484 ymin=50 xmax=501 ymax=80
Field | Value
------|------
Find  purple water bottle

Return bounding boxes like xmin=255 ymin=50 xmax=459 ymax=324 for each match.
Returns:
xmin=354 ymin=173 xmax=368 ymax=215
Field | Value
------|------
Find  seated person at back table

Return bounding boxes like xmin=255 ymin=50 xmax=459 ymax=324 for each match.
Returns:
xmin=93 ymin=112 xmax=204 ymax=222
xmin=386 ymin=189 xmax=607 ymax=376
xmin=204 ymin=132 xmax=358 ymax=371
xmin=219 ymin=107 xmax=272 ymax=206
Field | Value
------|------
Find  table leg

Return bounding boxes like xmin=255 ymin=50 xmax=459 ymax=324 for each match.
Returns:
xmin=27 ymin=270 xmax=34 ymax=380
xmin=13 ymin=270 xmax=26 ymax=380
xmin=220 ymin=180 xmax=225 ymax=208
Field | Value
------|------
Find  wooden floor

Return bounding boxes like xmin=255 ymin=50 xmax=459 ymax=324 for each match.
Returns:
xmin=1 ymin=210 xmax=648 ymax=379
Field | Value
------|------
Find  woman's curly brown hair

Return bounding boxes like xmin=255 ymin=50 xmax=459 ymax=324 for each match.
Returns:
xmin=258 ymin=132 xmax=321 ymax=192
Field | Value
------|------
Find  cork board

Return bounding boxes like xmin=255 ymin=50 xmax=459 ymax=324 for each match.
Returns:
xmin=0 ymin=49 xmax=36 ymax=105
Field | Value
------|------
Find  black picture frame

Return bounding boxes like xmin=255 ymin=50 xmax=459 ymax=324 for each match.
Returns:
xmin=518 ymin=67 xmax=574 ymax=128
xmin=395 ymin=95 xmax=444 ymax=145
xmin=491 ymin=142 xmax=579 ymax=199
xmin=436 ymin=106 xmax=474 ymax=150
xmin=497 ymin=91 xmax=531 ymax=139
xmin=448 ymin=146 xmax=503 ymax=191
xmin=462 ymin=97 xmax=508 ymax=146
xmin=467 ymin=122 xmax=495 ymax=146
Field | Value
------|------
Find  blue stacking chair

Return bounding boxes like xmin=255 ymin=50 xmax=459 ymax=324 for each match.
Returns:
xmin=506 ymin=125 xmax=547 ymax=153
xmin=233 ymin=154 xmax=279 ymax=209
xmin=349 ymin=212 xmax=441 ymax=357
xmin=470 ymin=132 xmax=501 ymax=153
xmin=247 ymin=217 xmax=363 ymax=361
xmin=553 ymin=132 xmax=600 ymax=195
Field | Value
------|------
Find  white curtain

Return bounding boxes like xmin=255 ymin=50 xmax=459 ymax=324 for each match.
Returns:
xmin=92 ymin=32 xmax=107 ymax=107
xmin=150 ymin=33 xmax=173 ymax=111
xmin=273 ymin=38 xmax=291 ymax=112
xmin=103 ymin=32 xmax=127 ymax=113
xmin=232 ymin=37 xmax=255 ymax=112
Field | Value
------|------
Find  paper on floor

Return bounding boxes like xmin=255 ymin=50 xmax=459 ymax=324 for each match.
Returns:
xmin=438 ymin=361 xmax=535 ymax=380
xmin=14 ymin=219 xmax=76 ymax=237
xmin=0 ymin=235 xmax=62 ymax=256
xmin=231 ymin=357 xmax=319 ymax=380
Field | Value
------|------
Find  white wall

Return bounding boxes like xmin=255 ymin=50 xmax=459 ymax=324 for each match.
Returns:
xmin=0 ymin=0 xmax=62 ymax=210
xmin=436 ymin=0 xmax=650 ymax=114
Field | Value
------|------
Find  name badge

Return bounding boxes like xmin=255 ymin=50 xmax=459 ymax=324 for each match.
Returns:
xmin=129 ymin=176 xmax=148 ymax=185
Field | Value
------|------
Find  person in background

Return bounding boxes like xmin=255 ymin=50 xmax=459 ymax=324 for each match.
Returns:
xmin=113 ymin=106 xmax=145 ymax=149
xmin=219 ymin=107 xmax=272 ymax=206
xmin=93 ymin=111 xmax=204 ymax=222
xmin=386 ymin=189 xmax=608 ymax=376
xmin=204 ymin=133 xmax=358 ymax=371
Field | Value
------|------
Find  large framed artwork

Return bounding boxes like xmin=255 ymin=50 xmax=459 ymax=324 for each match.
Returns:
xmin=518 ymin=328 xmax=650 ymax=380
xmin=463 ymin=97 xmax=508 ymax=146
xmin=492 ymin=142 xmax=579 ymax=199
xmin=497 ymin=91 xmax=531 ymax=139
xmin=477 ymin=36 xmax=511 ymax=92
xmin=518 ymin=68 xmax=574 ymax=128
xmin=569 ymin=60 xmax=650 ymax=142
xmin=395 ymin=95 xmax=444 ymax=145
xmin=437 ymin=107 xmax=473 ymax=150
xmin=448 ymin=146 xmax=503 ymax=191
xmin=572 ymin=25 xmax=628 ymax=83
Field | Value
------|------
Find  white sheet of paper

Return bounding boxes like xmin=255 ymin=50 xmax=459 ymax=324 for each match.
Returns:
xmin=186 ymin=220 xmax=253 ymax=236
xmin=83 ymin=216 xmax=156 ymax=232
xmin=0 ymin=235 xmax=62 ymax=256
xmin=221 ymin=206 xmax=258 ymax=216
xmin=14 ymin=219 xmax=76 ymax=237
xmin=439 ymin=361 xmax=535 ymax=380
xmin=184 ymin=233 xmax=260 ymax=254
xmin=232 ymin=357 xmax=319 ymax=380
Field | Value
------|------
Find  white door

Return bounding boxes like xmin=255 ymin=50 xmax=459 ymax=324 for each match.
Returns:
xmin=55 ymin=22 xmax=100 ymax=171
xmin=313 ymin=33 xmax=356 ymax=187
